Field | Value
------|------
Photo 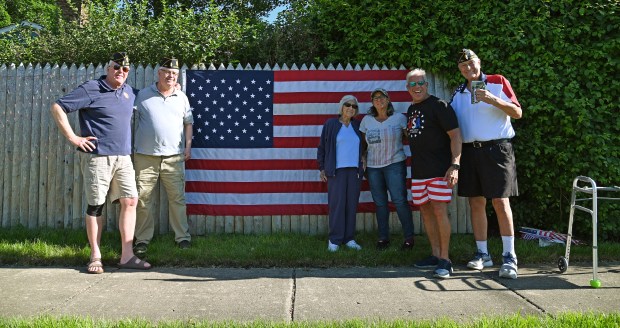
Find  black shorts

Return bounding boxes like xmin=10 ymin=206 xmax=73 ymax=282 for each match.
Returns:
xmin=457 ymin=140 xmax=518 ymax=198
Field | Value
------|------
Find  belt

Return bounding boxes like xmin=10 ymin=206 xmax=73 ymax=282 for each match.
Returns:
xmin=463 ymin=138 xmax=511 ymax=149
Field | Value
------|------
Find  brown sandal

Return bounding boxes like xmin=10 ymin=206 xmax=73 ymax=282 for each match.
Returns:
xmin=87 ymin=258 xmax=104 ymax=274
xmin=117 ymin=255 xmax=151 ymax=270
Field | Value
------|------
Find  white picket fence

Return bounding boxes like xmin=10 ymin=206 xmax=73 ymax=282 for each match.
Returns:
xmin=0 ymin=62 xmax=471 ymax=236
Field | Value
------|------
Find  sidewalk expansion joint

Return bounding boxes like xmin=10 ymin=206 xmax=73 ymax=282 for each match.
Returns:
xmin=483 ymin=271 xmax=554 ymax=319
xmin=287 ymin=268 xmax=297 ymax=322
xmin=47 ymin=269 xmax=112 ymax=314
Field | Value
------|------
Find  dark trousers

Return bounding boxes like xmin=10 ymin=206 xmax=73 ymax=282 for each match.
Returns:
xmin=327 ymin=168 xmax=362 ymax=245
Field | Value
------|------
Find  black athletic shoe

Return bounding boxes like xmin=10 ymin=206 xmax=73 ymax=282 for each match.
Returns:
xmin=177 ymin=240 xmax=191 ymax=249
xmin=133 ymin=242 xmax=148 ymax=255
xmin=376 ymin=239 xmax=390 ymax=250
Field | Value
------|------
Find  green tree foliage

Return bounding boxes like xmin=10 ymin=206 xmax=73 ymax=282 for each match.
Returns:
xmin=2 ymin=0 xmax=60 ymax=30
xmin=0 ymin=1 xmax=11 ymax=26
xmin=236 ymin=0 xmax=326 ymax=65
xmin=124 ymin=0 xmax=287 ymax=22
xmin=307 ymin=0 xmax=620 ymax=239
xmin=0 ymin=0 xmax=247 ymax=65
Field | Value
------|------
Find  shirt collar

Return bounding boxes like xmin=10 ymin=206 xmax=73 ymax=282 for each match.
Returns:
xmin=99 ymin=75 xmax=126 ymax=92
xmin=152 ymin=82 xmax=178 ymax=97
xmin=458 ymin=72 xmax=487 ymax=93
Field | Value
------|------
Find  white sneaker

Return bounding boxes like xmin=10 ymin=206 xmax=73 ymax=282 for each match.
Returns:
xmin=499 ymin=253 xmax=518 ymax=279
xmin=467 ymin=251 xmax=493 ymax=270
xmin=327 ymin=241 xmax=339 ymax=252
xmin=345 ymin=240 xmax=362 ymax=250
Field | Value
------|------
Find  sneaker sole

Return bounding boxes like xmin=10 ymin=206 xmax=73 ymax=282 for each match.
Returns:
xmin=433 ymin=269 xmax=453 ymax=279
xmin=414 ymin=264 xmax=438 ymax=269
xmin=499 ymin=269 xmax=518 ymax=279
xmin=433 ymin=272 xmax=451 ymax=279
xmin=466 ymin=261 xmax=493 ymax=270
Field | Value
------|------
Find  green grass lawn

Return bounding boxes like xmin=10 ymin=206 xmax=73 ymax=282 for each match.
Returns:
xmin=1 ymin=227 xmax=619 ymax=327
xmin=1 ymin=313 xmax=620 ymax=327
xmin=0 ymin=225 xmax=617 ymax=268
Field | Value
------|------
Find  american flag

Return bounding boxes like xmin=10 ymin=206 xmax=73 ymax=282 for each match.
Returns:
xmin=519 ymin=227 xmax=583 ymax=245
xmin=184 ymin=69 xmax=412 ymax=216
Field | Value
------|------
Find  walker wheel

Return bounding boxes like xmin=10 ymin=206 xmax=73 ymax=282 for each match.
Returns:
xmin=558 ymin=256 xmax=568 ymax=273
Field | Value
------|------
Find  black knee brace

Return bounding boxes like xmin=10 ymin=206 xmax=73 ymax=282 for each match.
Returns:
xmin=86 ymin=204 xmax=104 ymax=217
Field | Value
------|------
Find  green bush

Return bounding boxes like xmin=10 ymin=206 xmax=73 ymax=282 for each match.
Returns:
xmin=309 ymin=0 xmax=620 ymax=240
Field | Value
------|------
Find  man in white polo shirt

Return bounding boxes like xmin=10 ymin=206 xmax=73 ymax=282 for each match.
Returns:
xmin=133 ymin=57 xmax=194 ymax=253
xmin=450 ymin=49 xmax=523 ymax=279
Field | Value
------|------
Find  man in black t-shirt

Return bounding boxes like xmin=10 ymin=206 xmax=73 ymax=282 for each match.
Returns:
xmin=405 ymin=68 xmax=462 ymax=279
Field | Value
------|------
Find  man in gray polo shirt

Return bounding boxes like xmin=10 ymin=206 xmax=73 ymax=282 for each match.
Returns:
xmin=133 ymin=57 xmax=194 ymax=253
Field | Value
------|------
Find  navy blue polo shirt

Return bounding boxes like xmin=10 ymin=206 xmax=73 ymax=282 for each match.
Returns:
xmin=56 ymin=76 xmax=138 ymax=155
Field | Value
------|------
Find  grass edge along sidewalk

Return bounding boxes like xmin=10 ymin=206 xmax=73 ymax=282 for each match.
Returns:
xmin=1 ymin=226 xmax=619 ymax=268
xmin=1 ymin=313 xmax=620 ymax=327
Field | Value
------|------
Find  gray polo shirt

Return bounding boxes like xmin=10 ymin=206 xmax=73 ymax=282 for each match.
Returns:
xmin=134 ymin=83 xmax=193 ymax=156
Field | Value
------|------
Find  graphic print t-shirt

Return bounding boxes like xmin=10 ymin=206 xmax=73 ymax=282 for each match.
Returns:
xmin=359 ymin=113 xmax=407 ymax=168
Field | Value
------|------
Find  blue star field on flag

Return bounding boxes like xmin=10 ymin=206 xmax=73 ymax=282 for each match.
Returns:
xmin=186 ymin=70 xmax=275 ymax=148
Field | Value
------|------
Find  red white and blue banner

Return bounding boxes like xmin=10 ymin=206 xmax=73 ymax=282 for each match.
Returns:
xmin=519 ymin=227 xmax=583 ymax=245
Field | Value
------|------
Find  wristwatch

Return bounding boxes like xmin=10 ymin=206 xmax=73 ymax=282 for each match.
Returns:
xmin=450 ymin=163 xmax=460 ymax=170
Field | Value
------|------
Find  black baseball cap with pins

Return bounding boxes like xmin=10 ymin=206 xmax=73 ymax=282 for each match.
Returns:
xmin=160 ymin=57 xmax=179 ymax=69
xmin=110 ymin=52 xmax=130 ymax=66
xmin=457 ymin=49 xmax=478 ymax=63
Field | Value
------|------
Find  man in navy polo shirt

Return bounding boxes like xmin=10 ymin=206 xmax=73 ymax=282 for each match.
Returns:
xmin=51 ymin=52 xmax=151 ymax=273
xmin=450 ymin=49 xmax=522 ymax=279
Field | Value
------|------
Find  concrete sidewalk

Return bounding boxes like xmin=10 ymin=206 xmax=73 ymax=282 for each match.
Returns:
xmin=1 ymin=263 xmax=619 ymax=323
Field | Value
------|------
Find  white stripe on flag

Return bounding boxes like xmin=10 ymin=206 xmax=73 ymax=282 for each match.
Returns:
xmin=186 ymin=191 xmax=376 ymax=205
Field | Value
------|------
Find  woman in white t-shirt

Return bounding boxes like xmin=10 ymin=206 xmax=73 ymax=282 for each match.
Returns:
xmin=359 ymin=88 xmax=415 ymax=250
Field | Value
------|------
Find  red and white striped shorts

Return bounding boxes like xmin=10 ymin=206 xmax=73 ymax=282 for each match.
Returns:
xmin=411 ymin=177 xmax=452 ymax=205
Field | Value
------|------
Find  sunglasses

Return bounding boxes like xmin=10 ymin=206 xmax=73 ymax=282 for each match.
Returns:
xmin=343 ymin=103 xmax=359 ymax=109
xmin=113 ymin=64 xmax=130 ymax=73
xmin=408 ymin=80 xmax=426 ymax=87
xmin=372 ymin=95 xmax=387 ymax=101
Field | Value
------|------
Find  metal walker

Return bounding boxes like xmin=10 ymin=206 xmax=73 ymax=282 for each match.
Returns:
xmin=558 ymin=176 xmax=620 ymax=288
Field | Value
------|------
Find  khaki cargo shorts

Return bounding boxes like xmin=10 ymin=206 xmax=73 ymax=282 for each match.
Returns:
xmin=79 ymin=152 xmax=138 ymax=205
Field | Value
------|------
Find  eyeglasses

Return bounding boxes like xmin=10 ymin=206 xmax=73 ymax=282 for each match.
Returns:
xmin=160 ymin=70 xmax=179 ymax=76
xmin=343 ymin=103 xmax=359 ymax=109
xmin=113 ymin=64 xmax=129 ymax=73
xmin=372 ymin=95 xmax=387 ymax=101
xmin=408 ymin=80 xmax=426 ymax=87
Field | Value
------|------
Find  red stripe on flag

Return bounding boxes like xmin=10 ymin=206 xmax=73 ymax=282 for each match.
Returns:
xmin=273 ymin=137 xmax=320 ymax=148
xmin=274 ymin=115 xmax=334 ymax=126
xmin=186 ymin=159 xmax=318 ymax=171
xmin=186 ymin=181 xmax=327 ymax=193
xmin=187 ymin=203 xmax=412 ymax=216
xmin=188 ymin=203 xmax=379 ymax=216
xmin=275 ymin=70 xmax=408 ymax=81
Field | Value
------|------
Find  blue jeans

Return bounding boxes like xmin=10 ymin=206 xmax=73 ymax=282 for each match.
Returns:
xmin=366 ymin=160 xmax=414 ymax=241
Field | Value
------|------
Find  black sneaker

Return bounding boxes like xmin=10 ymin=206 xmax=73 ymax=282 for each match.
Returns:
xmin=376 ymin=239 xmax=390 ymax=250
xmin=177 ymin=240 xmax=191 ymax=249
xmin=414 ymin=255 xmax=439 ymax=269
xmin=400 ymin=238 xmax=414 ymax=251
xmin=433 ymin=259 xmax=453 ymax=279
xmin=133 ymin=242 xmax=148 ymax=255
